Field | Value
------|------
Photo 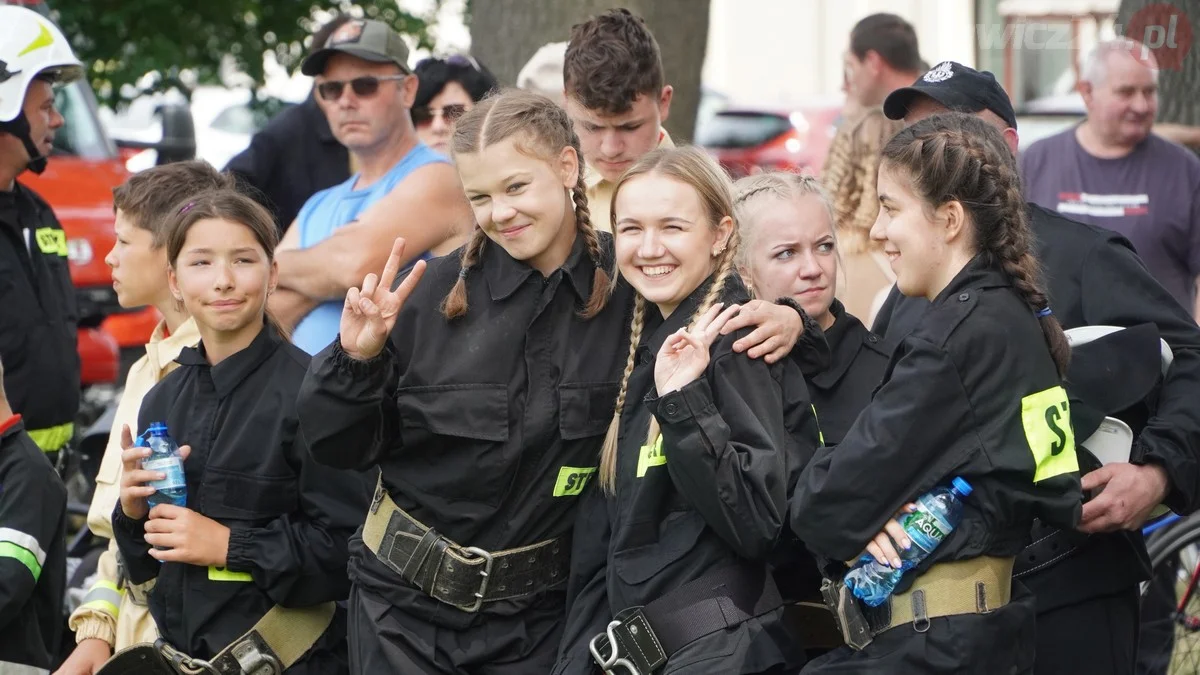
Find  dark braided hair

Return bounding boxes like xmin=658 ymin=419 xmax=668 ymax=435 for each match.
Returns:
xmin=880 ymin=112 xmax=1070 ymax=376
xmin=442 ymin=88 xmax=612 ymax=319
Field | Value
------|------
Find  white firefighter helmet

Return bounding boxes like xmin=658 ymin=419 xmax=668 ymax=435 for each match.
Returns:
xmin=0 ymin=6 xmax=84 ymax=123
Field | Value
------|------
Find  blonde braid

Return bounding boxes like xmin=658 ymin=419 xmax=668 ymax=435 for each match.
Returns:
xmin=599 ymin=295 xmax=646 ymax=493
xmin=573 ymin=175 xmax=613 ymax=318
xmin=439 ymin=227 xmax=488 ymax=319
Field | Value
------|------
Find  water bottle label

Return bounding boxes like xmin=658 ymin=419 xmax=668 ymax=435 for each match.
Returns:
xmin=903 ymin=509 xmax=950 ymax=553
xmin=143 ymin=457 xmax=186 ymax=490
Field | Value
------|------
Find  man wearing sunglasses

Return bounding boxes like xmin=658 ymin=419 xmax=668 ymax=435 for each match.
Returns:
xmin=270 ymin=18 xmax=472 ymax=355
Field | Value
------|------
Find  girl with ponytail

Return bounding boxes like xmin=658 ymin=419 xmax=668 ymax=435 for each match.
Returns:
xmin=792 ymin=112 xmax=1083 ymax=674
xmin=553 ymin=146 xmax=819 ymax=675
xmin=295 ymin=89 xmax=807 ymax=672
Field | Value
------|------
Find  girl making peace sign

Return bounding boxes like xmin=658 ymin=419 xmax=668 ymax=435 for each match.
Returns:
xmin=297 ymin=89 xmax=811 ymax=673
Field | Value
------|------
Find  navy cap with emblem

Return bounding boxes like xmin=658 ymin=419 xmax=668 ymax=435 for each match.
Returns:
xmin=883 ymin=61 xmax=1018 ymax=130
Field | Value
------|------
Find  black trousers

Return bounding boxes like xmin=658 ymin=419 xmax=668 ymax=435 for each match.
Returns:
xmin=347 ymin=581 xmax=563 ymax=675
xmin=1034 ymin=586 xmax=1140 ymax=675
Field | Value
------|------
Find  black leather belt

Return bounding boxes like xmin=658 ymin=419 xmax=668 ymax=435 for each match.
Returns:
xmin=589 ymin=564 xmax=783 ymax=674
xmin=362 ymin=477 xmax=570 ymax=612
xmin=1014 ymin=518 xmax=1090 ymax=578
xmin=379 ymin=509 xmax=569 ymax=609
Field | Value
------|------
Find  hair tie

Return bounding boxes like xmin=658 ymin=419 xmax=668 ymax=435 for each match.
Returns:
xmin=458 ymin=268 xmax=469 ymax=280
xmin=1036 ymin=307 xmax=1052 ymax=318
xmin=178 ymin=201 xmax=196 ymax=215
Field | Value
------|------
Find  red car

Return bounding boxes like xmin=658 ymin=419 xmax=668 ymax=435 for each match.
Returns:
xmin=698 ymin=99 xmax=844 ymax=179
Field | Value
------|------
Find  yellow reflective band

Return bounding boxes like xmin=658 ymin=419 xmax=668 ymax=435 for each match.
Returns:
xmin=552 ymin=466 xmax=596 ymax=497
xmin=34 ymin=227 xmax=68 ymax=257
xmin=1021 ymin=386 xmax=1079 ymax=483
xmin=27 ymin=422 xmax=73 ymax=452
xmin=18 ymin=22 xmax=54 ymax=57
xmin=80 ymin=579 xmax=123 ymax=618
xmin=0 ymin=541 xmax=41 ymax=581
xmin=811 ymin=404 xmax=825 ymax=447
xmin=208 ymin=566 xmax=253 ymax=582
xmin=636 ymin=435 xmax=666 ymax=478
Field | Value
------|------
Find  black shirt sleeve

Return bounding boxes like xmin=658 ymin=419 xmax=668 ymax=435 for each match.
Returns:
xmin=0 ymin=436 xmax=65 ymax=631
xmin=792 ymin=339 xmax=977 ymax=562
xmin=1080 ymin=236 xmax=1200 ymax=513
xmin=298 ymin=339 xmax=403 ymax=472
xmin=223 ymin=416 xmax=366 ymax=607
xmin=648 ymin=351 xmax=793 ymax=560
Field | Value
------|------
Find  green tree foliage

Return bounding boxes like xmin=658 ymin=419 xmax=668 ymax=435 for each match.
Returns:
xmin=50 ymin=0 xmax=435 ymax=106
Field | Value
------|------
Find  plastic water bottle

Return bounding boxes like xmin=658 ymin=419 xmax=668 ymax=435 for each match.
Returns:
xmin=140 ymin=422 xmax=187 ymax=509
xmin=843 ymin=477 xmax=973 ymax=607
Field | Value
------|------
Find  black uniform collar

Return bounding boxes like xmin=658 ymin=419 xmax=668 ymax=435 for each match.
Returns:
xmin=640 ymin=272 xmax=748 ymax=357
xmin=483 ymin=230 xmax=595 ymax=303
xmin=176 ymin=322 xmax=283 ymax=398
xmin=810 ymin=299 xmax=878 ymax=389
xmin=930 ymin=254 xmax=1010 ymax=307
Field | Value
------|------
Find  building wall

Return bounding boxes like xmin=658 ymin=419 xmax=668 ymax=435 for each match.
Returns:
xmin=701 ymin=0 xmax=977 ymax=106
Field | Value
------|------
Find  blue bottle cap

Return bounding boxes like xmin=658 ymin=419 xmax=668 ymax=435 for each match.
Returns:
xmin=147 ymin=422 xmax=169 ymax=436
xmin=952 ymin=476 xmax=973 ymax=497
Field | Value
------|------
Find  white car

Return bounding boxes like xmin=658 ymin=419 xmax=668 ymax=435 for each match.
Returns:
xmin=103 ymin=84 xmax=307 ymax=171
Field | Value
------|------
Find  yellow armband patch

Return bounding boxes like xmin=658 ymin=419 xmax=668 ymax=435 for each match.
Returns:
xmin=1021 ymin=386 xmax=1079 ymax=482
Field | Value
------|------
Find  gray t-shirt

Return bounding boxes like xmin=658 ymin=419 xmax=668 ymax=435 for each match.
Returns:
xmin=1020 ymin=127 xmax=1200 ymax=310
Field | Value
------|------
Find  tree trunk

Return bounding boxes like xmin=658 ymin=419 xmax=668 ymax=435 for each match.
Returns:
xmin=468 ymin=0 xmax=710 ymax=142
xmin=1116 ymin=0 xmax=1200 ymax=126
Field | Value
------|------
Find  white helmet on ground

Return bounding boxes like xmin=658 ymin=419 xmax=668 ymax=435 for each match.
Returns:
xmin=0 ymin=6 xmax=84 ymax=123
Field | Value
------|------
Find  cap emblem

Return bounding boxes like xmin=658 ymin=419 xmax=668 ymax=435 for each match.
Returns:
xmin=923 ymin=61 xmax=954 ymax=83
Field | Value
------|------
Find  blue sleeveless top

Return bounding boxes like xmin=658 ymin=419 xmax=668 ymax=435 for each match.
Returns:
xmin=292 ymin=142 xmax=447 ymax=354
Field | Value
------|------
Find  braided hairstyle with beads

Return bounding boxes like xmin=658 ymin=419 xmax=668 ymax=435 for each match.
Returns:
xmin=880 ymin=112 xmax=1070 ymax=376
xmin=441 ymin=88 xmax=611 ymax=319
xmin=597 ymin=146 xmax=742 ymax=493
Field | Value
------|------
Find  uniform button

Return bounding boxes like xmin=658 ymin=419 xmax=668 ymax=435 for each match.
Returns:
xmin=958 ymin=292 xmax=970 ymax=302
xmin=868 ymin=335 xmax=879 ymax=343
xmin=665 ymin=402 xmax=678 ymax=416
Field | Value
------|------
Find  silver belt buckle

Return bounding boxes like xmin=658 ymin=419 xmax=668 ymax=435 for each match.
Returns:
xmin=589 ymin=620 xmax=643 ymax=675
xmin=454 ymin=546 xmax=494 ymax=613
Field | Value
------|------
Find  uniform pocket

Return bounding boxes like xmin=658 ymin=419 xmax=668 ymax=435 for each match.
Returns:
xmin=394 ymin=384 xmax=511 ymax=505
xmin=395 ymin=384 xmax=509 ymax=441
xmin=203 ymin=467 xmax=298 ymax=522
xmin=559 ymin=382 xmax=620 ymax=440
xmin=613 ymin=510 xmax=707 ymax=585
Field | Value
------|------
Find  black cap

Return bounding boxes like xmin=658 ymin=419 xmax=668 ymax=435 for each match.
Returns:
xmin=301 ymin=18 xmax=412 ymax=77
xmin=883 ymin=61 xmax=1017 ymax=130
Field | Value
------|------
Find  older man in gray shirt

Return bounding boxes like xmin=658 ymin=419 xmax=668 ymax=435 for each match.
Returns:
xmin=1021 ymin=38 xmax=1200 ymax=318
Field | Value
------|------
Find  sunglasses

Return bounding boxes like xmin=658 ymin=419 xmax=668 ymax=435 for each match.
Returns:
xmin=316 ymin=75 xmax=407 ymax=102
xmin=411 ymin=104 xmax=469 ymax=126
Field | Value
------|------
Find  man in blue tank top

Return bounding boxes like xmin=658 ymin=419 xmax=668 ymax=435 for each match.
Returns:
xmin=269 ymin=18 xmax=472 ymax=354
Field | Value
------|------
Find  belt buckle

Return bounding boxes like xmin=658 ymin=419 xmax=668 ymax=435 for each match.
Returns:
xmin=821 ymin=578 xmax=874 ymax=651
xmin=589 ymin=620 xmax=643 ymax=675
xmin=455 ymin=546 xmax=494 ymax=613
xmin=156 ymin=638 xmax=218 ymax=675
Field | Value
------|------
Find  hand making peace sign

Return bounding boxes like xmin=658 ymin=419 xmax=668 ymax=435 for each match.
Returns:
xmin=340 ymin=237 xmax=427 ymax=361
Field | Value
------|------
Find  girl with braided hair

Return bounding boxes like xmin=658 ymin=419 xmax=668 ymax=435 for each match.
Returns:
xmin=734 ymin=172 xmax=889 ymax=448
xmin=296 ymin=89 xmax=806 ymax=673
xmin=553 ymin=146 xmax=820 ymax=675
xmin=793 ymin=112 xmax=1082 ymax=674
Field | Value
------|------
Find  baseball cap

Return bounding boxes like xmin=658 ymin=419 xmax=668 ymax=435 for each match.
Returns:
xmin=883 ymin=61 xmax=1018 ymax=129
xmin=301 ymin=18 xmax=411 ymax=77
xmin=517 ymin=42 xmax=567 ymax=103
